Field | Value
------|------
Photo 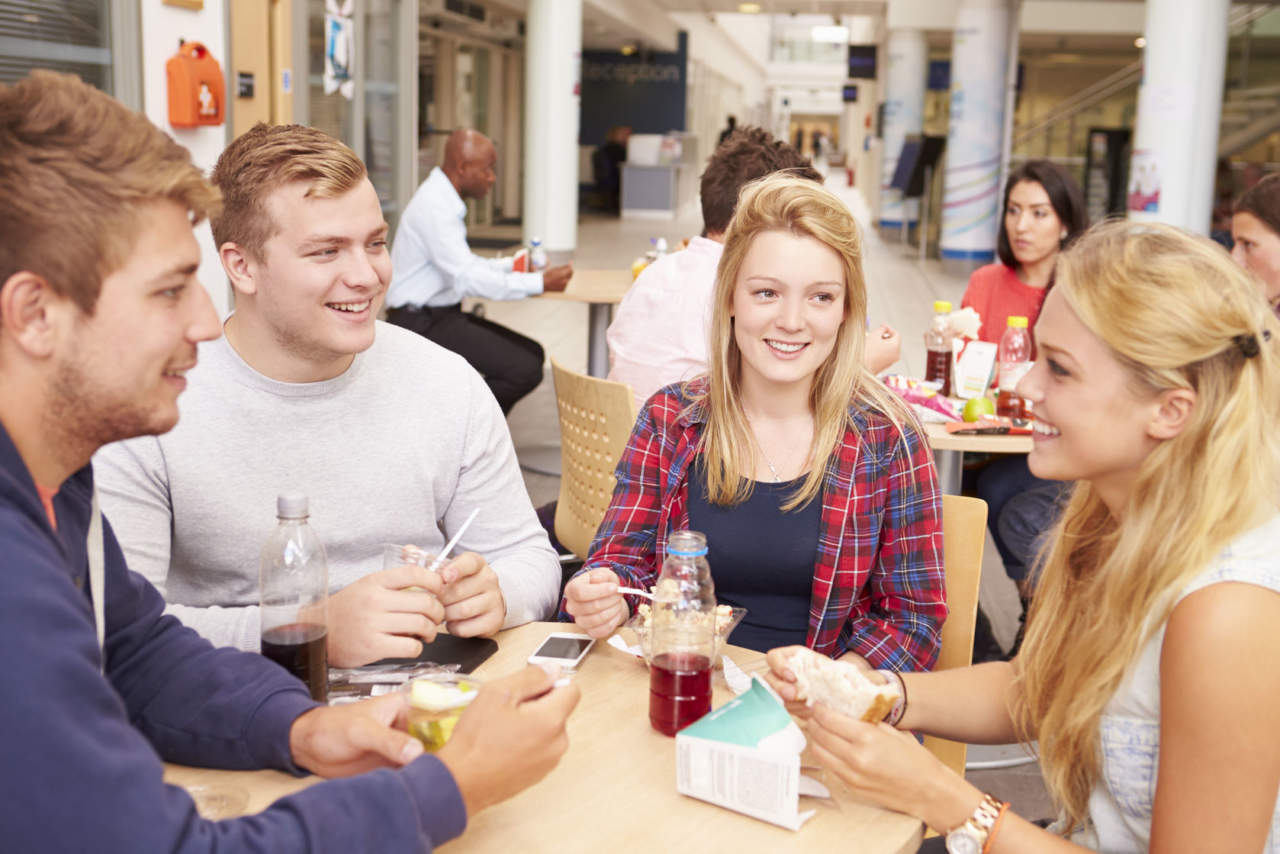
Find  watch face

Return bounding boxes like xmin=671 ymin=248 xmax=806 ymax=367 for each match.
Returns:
xmin=945 ymin=831 xmax=983 ymax=854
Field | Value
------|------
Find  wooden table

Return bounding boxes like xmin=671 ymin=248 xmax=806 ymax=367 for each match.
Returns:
xmin=535 ymin=268 xmax=632 ymax=377
xmin=924 ymin=422 xmax=1032 ymax=495
xmin=165 ymin=622 xmax=923 ymax=853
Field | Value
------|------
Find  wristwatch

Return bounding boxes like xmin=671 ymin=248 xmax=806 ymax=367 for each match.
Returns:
xmin=944 ymin=793 xmax=1006 ymax=854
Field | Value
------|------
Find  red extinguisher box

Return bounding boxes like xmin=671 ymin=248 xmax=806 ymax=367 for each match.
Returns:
xmin=166 ymin=41 xmax=224 ymax=128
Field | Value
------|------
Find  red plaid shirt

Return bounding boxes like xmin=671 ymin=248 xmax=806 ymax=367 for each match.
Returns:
xmin=560 ymin=381 xmax=947 ymax=671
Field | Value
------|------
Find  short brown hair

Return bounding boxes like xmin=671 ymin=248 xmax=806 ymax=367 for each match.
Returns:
xmin=698 ymin=126 xmax=821 ymax=234
xmin=1235 ymin=172 xmax=1280 ymax=237
xmin=210 ymin=123 xmax=366 ymax=259
xmin=0 ymin=71 xmax=218 ymax=314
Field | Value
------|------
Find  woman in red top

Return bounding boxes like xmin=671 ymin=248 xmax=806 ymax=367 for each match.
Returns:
xmin=963 ymin=161 xmax=1086 ymax=657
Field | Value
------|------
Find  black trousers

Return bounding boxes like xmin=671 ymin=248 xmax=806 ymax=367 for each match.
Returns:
xmin=385 ymin=304 xmax=545 ymax=414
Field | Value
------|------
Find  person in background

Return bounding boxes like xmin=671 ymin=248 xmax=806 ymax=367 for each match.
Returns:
xmin=766 ymin=220 xmax=1280 ymax=854
xmin=0 ymin=70 xmax=578 ymax=854
xmin=562 ymin=175 xmax=946 ymax=668
xmin=592 ymin=124 xmax=630 ymax=214
xmin=96 ymin=123 xmax=560 ymax=667
xmin=607 ymin=126 xmax=901 ymax=412
xmin=1232 ymin=172 xmax=1280 ymax=318
xmin=385 ymin=128 xmax=573 ymax=413
xmin=961 ymin=160 xmax=1086 ymax=657
xmin=718 ymin=114 xmax=737 ymax=146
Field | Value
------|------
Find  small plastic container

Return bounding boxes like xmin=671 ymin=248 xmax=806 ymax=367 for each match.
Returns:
xmin=406 ymin=676 xmax=479 ymax=751
xmin=625 ymin=604 xmax=747 ymax=666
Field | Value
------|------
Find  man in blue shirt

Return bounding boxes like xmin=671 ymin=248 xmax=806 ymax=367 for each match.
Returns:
xmin=385 ymin=128 xmax=573 ymax=412
xmin=0 ymin=70 xmax=577 ymax=854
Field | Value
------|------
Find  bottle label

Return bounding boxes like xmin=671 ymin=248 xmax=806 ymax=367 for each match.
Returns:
xmin=998 ymin=360 xmax=1032 ymax=392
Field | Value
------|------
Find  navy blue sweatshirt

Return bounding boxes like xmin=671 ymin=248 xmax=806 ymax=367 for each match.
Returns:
xmin=0 ymin=425 xmax=467 ymax=852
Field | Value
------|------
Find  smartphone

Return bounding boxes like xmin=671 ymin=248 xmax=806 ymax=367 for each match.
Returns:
xmin=527 ymin=633 xmax=595 ymax=669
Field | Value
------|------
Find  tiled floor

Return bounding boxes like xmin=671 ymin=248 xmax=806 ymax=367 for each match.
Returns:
xmin=478 ymin=175 xmax=1055 ymax=825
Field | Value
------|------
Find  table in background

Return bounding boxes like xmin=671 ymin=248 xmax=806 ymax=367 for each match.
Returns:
xmin=535 ymin=268 xmax=632 ymax=377
xmin=165 ymin=622 xmax=923 ymax=854
xmin=924 ymin=423 xmax=1032 ymax=495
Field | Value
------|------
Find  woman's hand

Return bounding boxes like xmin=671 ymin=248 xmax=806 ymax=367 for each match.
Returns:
xmin=808 ymin=703 xmax=982 ymax=833
xmin=763 ymin=645 xmax=820 ymax=720
xmin=562 ymin=568 xmax=628 ymax=638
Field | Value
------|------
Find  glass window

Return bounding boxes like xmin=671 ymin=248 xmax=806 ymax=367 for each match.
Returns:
xmin=0 ymin=0 xmax=114 ymax=90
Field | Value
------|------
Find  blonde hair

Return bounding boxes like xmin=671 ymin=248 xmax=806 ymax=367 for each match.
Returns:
xmin=694 ymin=173 xmax=915 ymax=509
xmin=1013 ymin=220 xmax=1280 ymax=832
xmin=210 ymin=123 xmax=366 ymax=259
xmin=0 ymin=71 xmax=219 ymax=314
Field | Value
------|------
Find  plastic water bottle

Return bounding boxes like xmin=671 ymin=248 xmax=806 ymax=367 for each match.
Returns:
xmin=997 ymin=316 xmax=1033 ymax=419
xmin=653 ymin=236 xmax=668 ymax=257
xmin=923 ymin=300 xmax=954 ymax=397
xmin=648 ymin=530 xmax=715 ymax=736
xmin=259 ymin=494 xmax=329 ymax=702
xmin=529 ymin=237 xmax=548 ymax=272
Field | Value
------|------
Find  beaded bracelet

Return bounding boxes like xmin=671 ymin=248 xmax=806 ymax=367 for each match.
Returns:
xmin=875 ymin=669 xmax=908 ymax=726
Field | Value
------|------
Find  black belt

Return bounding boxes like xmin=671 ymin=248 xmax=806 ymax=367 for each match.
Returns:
xmin=387 ymin=302 xmax=462 ymax=317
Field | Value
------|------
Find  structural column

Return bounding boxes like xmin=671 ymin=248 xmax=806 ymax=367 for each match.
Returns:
xmin=939 ymin=0 xmax=1014 ymax=271
xmin=523 ymin=0 xmax=582 ymax=255
xmin=878 ymin=29 xmax=928 ymax=234
xmin=1126 ymin=0 xmax=1230 ymax=233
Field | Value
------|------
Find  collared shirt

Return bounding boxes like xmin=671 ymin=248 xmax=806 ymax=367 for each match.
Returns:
xmin=387 ymin=166 xmax=543 ymax=307
xmin=558 ymin=379 xmax=948 ymax=671
xmin=606 ymin=236 xmax=723 ymax=410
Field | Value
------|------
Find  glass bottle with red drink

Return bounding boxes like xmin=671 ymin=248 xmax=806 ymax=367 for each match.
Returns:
xmin=923 ymin=300 xmax=954 ymax=397
xmin=648 ymin=530 xmax=716 ymax=736
xmin=996 ymin=315 xmax=1033 ymax=419
xmin=259 ymin=493 xmax=329 ymax=702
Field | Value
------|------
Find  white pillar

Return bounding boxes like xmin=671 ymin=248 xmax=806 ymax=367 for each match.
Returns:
xmin=879 ymin=29 xmax=928 ymax=232
xmin=940 ymin=0 xmax=1013 ymax=271
xmin=1126 ymin=0 xmax=1230 ymax=233
xmin=523 ymin=0 xmax=581 ymax=255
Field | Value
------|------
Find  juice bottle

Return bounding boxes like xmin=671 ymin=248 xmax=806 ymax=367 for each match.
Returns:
xmin=996 ymin=315 xmax=1032 ymax=419
xmin=923 ymin=300 xmax=954 ymax=397
xmin=648 ymin=530 xmax=715 ymax=736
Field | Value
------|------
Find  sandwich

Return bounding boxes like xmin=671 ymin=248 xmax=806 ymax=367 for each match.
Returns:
xmin=784 ymin=648 xmax=900 ymax=723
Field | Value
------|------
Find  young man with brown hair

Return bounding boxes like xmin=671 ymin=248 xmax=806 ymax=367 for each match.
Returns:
xmin=96 ymin=122 xmax=561 ymax=667
xmin=606 ymin=126 xmax=900 ymax=409
xmin=0 ymin=70 xmax=577 ymax=853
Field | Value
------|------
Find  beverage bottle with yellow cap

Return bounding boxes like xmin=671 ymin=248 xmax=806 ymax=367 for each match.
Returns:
xmin=923 ymin=300 xmax=954 ymax=396
xmin=996 ymin=315 xmax=1032 ymax=418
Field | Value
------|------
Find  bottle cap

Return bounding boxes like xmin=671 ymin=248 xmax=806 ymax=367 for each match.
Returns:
xmin=933 ymin=300 xmax=953 ymax=313
xmin=1007 ymin=315 xmax=1028 ymax=328
xmin=276 ymin=493 xmax=309 ymax=519
xmin=531 ymin=237 xmax=542 ymax=245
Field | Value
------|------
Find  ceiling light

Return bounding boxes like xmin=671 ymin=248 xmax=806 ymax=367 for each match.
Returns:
xmin=620 ymin=44 xmax=637 ymax=56
xmin=811 ymin=25 xmax=849 ymax=44
xmin=1134 ymin=36 xmax=1146 ymax=49
xmin=738 ymin=3 xmax=762 ymax=13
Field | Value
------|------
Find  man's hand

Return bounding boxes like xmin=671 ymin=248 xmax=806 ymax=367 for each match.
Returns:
xmin=438 ymin=552 xmax=506 ymax=637
xmin=562 ymin=568 xmax=628 ymax=638
xmin=541 ymin=264 xmax=573 ymax=293
xmin=436 ymin=666 xmax=580 ymax=817
xmin=325 ymin=564 xmax=446 ymax=666
xmin=289 ymin=692 xmax=423 ymax=778
xmin=865 ymin=324 xmax=901 ymax=375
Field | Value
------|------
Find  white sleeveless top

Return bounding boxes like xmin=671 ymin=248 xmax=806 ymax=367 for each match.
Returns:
xmin=1075 ymin=514 xmax=1280 ymax=852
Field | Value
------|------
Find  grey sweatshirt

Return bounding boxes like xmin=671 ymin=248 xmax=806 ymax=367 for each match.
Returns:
xmin=95 ymin=320 xmax=559 ymax=651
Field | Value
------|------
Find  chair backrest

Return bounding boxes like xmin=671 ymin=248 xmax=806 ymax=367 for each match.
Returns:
xmin=550 ymin=358 xmax=638 ymax=560
xmin=922 ymin=494 xmax=988 ymax=777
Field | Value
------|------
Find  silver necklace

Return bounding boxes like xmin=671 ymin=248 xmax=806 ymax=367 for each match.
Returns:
xmin=753 ymin=435 xmax=783 ymax=483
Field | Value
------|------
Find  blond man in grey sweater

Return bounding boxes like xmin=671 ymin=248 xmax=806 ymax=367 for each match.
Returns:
xmin=95 ymin=124 xmax=558 ymax=666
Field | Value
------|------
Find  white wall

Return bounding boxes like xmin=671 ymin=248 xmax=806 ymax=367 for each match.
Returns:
xmin=886 ymin=0 xmax=1144 ymax=34
xmin=140 ymin=0 xmax=230 ymax=317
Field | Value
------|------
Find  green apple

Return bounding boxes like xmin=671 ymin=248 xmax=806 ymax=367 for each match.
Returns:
xmin=962 ymin=396 xmax=995 ymax=422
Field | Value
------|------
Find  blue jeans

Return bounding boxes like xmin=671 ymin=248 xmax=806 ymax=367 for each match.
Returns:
xmin=971 ymin=456 xmax=1069 ymax=587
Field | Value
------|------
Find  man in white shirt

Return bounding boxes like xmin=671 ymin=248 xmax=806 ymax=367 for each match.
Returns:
xmin=607 ymin=126 xmax=901 ymax=409
xmin=96 ymin=123 xmax=560 ymax=667
xmin=386 ymin=128 xmax=573 ymax=413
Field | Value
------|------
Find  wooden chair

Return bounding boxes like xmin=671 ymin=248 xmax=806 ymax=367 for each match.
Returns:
xmin=550 ymin=358 xmax=638 ymax=560
xmin=922 ymin=494 xmax=988 ymax=778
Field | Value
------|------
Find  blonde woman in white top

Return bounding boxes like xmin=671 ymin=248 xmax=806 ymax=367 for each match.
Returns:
xmin=767 ymin=220 xmax=1280 ymax=852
